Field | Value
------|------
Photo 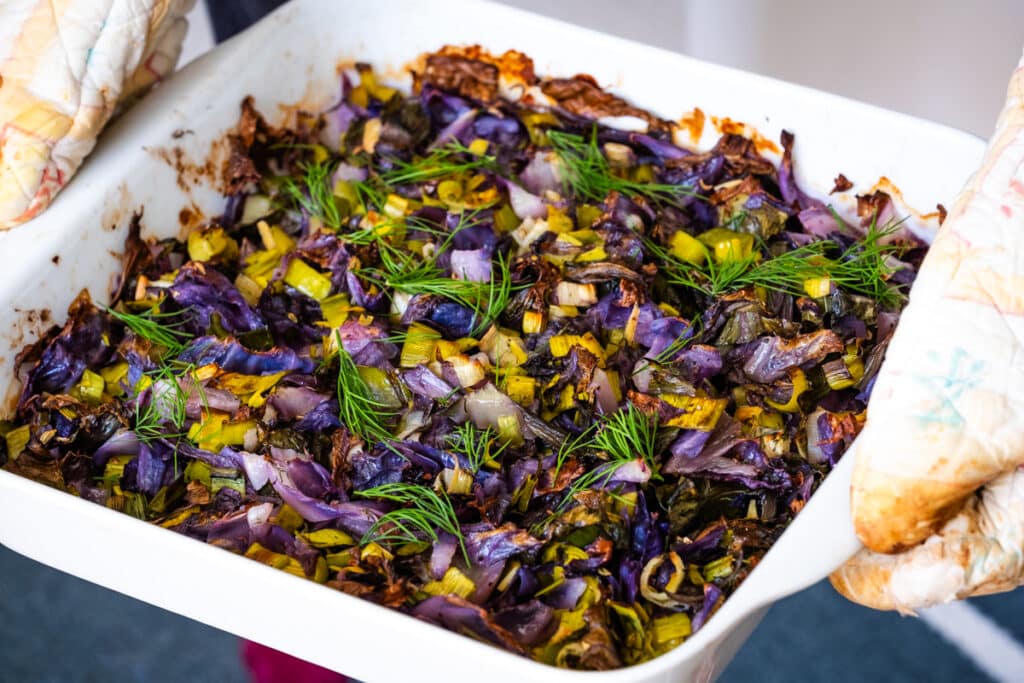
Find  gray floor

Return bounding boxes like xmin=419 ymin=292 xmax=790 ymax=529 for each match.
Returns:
xmin=0 ymin=544 xmax=997 ymax=683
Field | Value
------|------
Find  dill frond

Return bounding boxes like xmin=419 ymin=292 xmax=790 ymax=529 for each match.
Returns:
xmin=379 ymin=141 xmax=497 ymax=186
xmin=550 ymin=404 xmax=660 ymax=515
xmin=356 ymin=482 xmax=468 ymax=563
xmin=361 ymin=243 xmax=515 ymax=336
xmin=649 ymin=221 xmax=908 ymax=307
xmin=547 ymin=127 xmax=701 ymax=205
xmin=334 ymin=335 xmax=395 ymax=443
xmin=283 ymin=159 xmax=342 ymax=228
xmin=446 ymin=422 xmax=508 ymax=474
xmin=105 ymin=306 xmax=192 ymax=355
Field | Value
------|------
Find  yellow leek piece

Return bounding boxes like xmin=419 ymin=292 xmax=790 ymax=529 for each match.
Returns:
xmin=505 ymin=375 xmax=537 ymax=406
xmin=656 ymin=304 xmax=681 ymax=321
xmin=360 ymin=542 xmax=394 ymax=561
xmin=494 ymin=203 xmax=520 ymax=234
xmin=554 ymin=281 xmax=597 ymax=307
xmin=257 ymin=221 xmax=296 ymax=254
xmin=442 ymin=466 xmax=475 ymax=495
xmin=480 ymin=326 xmax=528 ymax=367
xmin=496 ymin=561 xmax=521 ymax=593
xmin=184 ymin=459 xmax=212 ymax=487
xmin=659 ymin=394 xmax=728 ymax=430
xmin=467 ymin=138 xmax=490 ymax=156
xmin=188 ymin=413 xmax=253 ymax=451
xmin=383 ymin=193 xmax=409 ymax=219
xmin=633 ymin=164 xmax=656 ymax=184
xmin=566 ymin=229 xmax=600 ymax=245
xmin=74 ymin=369 xmax=105 ymax=403
xmin=284 ymin=258 xmax=332 ymax=301
xmin=765 ymin=368 xmax=809 ymax=413
xmin=437 ymin=179 xmax=463 ymax=206
xmin=548 ymin=333 xmax=606 ymax=366
xmin=702 ymin=555 xmax=734 ymax=582
xmin=423 ymin=567 xmax=476 ymax=600
xmin=358 ymin=69 xmax=397 ymax=102
xmin=576 ymin=245 xmax=608 ymax=262
xmin=4 ymin=425 xmax=31 ymax=462
xmin=217 ymin=371 xmax=286 ymax=408
xmin=310 ymin=144 xmax=330 ymax=164
xmin=245 ymin=542 xmax=298 ymax=573
xmin=220 ymin=420 xmax=256 ymax=447
xmin=697 ymin=228 xmax=754 ymax=262
xmin=158 ymin=506 xmax=200 ymax=528
xmin=522 ymin=310 xmax=546 ymax=335
xmin=320 ymin=293 xmax=355 ymax=329
xmin=555 ymin=232 xmax=583 ymax=248
xmin=446 ymin=354 xmax=486 ymax=387
xmin=651 ymin=613 xmax=692 ymax=646
xmin=362 ymin=117 xmax=382 ymax=153
xmin=299 ymin=528 xmax=356 ymax=548
xmin=575 ymin=204 xmax=603 ymax=229
xmin=845 ymin=344 xmax=865 ymax=382
xmin=99 ymin=362 xmax=129 ymax=395
xmin=605 ymin=369 xmax=623 ymax=402
xmin=234 ymin=273 xmax=263 ymax=306
xmin=535 ymin=566 xmax=567 ymax=597
xmin=519 ymin=111 xmax=560 ymax=144
xmin=432 ymin=340 xmax=462 ymax=361
xmin=357 ymin=366 xmax=404 ymax=409
xmin=187 ymin=226 xmax=238 ymax=263
xmin=546 ymin=206 xmax=574 ymax=234
xmin=624 ymin=304 xmax=641 ymax=344
xmin=669 ymin=231 xmax=707 ymax=265
xmin=325 ymin=550 xmax=358 ymax=570
xmin=400 ymin=322 xmax=441 ymax=368
xmin=497 ymin=414 xmax=524 ymax=445
xmin=802 ymin=276 xmax=832 ymax=298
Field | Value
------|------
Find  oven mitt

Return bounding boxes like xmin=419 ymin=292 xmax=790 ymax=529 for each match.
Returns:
xmin=0 ymin=0 xmax=195 ymax=230
xmin=830 ymin=51 xmax=1024 ymax=613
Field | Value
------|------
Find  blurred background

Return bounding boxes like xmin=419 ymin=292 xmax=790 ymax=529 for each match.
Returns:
xmin=6 ymin=1 xmax=1024 ymax=681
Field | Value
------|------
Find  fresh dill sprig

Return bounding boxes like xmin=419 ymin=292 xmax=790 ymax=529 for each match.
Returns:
xmin=356 ymin=482 xmax=469 ymax=563
xmin=552 ymin=423 xmax=597 ymax=479
xmin=446 ymin=422 xmax=508 ymax=474
xmin=547 ymin=127 xmax=701 ymax=205
xmin=133 ymin=364 xmax=191 ymax=440
xmin=591 ymin=403 xmax=659 ymax=465
xmin=653 ymin=326 xmax=699 ymax=365
xmin=379 ymin=142 xmax=497 ymax=186
xmin=283 ymin=159 xmax=342 ymax=228
xmin=649 ymin=221 xmax=907 ymax=307
xmin=551 ymin=404 xmax=660 ymax=514
xmin=361 ymin=244 xmax=515 ymax=336
xmin=352 ymin=178 xmax=387 ymax=213
xmin=335 ymin=335 xmax=394 ymax=443
xmin=105 ymin=306 xmax=191 ymax=354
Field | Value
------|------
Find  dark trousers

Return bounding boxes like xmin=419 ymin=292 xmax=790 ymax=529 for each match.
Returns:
xmin=207 ymin=0 xmax=289 ymax=42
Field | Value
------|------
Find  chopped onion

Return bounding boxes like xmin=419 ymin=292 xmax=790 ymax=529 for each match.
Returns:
xmin=507 ymin=182 xmax=547 ymax=219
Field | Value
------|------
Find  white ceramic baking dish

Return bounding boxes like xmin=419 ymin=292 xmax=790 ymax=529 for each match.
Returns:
xmin=0 ymin=1 xmax=986 ymax=681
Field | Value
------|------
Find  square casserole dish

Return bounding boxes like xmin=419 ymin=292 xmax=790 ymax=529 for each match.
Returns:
xmin=0 ymin=1 xmax=985 ymax=680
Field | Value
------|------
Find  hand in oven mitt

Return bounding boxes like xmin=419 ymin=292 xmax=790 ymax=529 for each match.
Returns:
xmin=831 ymin=51 xmax=1024 ymax=613
xmin=0 ymin=0 xmax=195 ymax=230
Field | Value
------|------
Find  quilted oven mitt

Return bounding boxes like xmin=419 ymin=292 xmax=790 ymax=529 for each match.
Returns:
xmin=831 ymin=52 xmax=1024 ymax=612
xmin=0 ymin=0 xmax=194 ymax=230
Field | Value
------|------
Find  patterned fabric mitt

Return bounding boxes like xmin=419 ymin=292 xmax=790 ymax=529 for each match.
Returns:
xmin=832 ymin=50 xmax=1024 ymax=613
xmin=0 ymin=0 xmax=194 ymax=230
